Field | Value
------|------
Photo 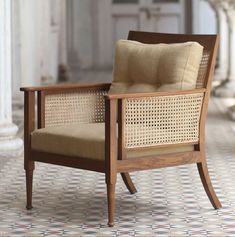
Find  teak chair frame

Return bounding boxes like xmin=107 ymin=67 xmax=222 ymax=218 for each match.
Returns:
xmin=20 ymin=31 xmax=221 ymax=227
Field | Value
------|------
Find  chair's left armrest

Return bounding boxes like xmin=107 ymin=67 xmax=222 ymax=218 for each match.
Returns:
xmin=20 ymin=83 xmax=111 ymax=93
xmin=21 ymin=83 xmax=111 ymax=129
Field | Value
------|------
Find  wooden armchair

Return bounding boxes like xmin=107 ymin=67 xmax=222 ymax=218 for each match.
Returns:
xmin=20 ymin=31 xmax=221 ymax=227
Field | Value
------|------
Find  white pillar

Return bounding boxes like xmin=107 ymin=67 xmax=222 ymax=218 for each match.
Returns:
xmin=12 ymin=0 xmax=22 ymax=101
xmin=58 ymin=0 xmax=67 ymax=66
xmin=213 ymin=0 xmax=235 ymax=97
xmin=58 ymin=0 xmax=70 ymax=82
xmin=40 ymin=0 xmax=65 ymax=84
xmin=217 ymin=4 xmax=229 ymax=81
xmin=209 ymin=0 xmax=229 ymax=81
xmin=48 ymin=0 xmax=59 ymax=82
xmin=227 ymin=0 xmax=235 ymax=120
xmin=0 ymin=0 xmax=23 ymax=157
xmin=67 ymin=0 xmax=94 ymax=69
xmin=227 ymin=10 xmax=235 ymax=83
xmin=39 ymin=0 xmax=52 ymax=84
xmin=20 ymin=0 xmax=41 ymax=86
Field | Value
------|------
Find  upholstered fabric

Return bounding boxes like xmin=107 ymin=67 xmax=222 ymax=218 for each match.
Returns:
xmin=109 ymin=40 xmax=203 ymax=94
xmin=31 ymin=123 xmax=194 ymax=160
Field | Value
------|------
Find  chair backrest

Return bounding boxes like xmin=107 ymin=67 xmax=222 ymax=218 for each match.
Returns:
xmin=116 ymin=31 xmax=219 ymax=152
xmin=128 ymin=31 xmax=218 ymax=90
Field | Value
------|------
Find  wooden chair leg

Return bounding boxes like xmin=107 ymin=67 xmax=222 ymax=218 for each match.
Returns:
xmin=106 ymin=183 xmax=116 ymax=227
xmin=121 ymin=172 xmax=137 ymax=194
xmin=197 ymin=160 xmax=222 ymax=209
xmin=25 ymin=169 xmax=34 ymax=210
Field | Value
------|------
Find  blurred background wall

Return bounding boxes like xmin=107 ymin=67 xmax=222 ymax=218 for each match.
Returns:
xmin=12 ymin=0 xmax=217 ymax=96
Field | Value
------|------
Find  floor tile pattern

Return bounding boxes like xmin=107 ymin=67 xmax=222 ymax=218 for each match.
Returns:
xmin=0 ymin=98 xmax=235 ymax=236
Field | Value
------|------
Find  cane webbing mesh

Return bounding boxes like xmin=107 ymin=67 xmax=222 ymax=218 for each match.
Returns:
xmin=196 ymin=50 xmax=210 ymax=88
xmin=45 ymin=89 xmax=108 ymax=127
xmin=124 ymin=93 xmax=204 ymax=149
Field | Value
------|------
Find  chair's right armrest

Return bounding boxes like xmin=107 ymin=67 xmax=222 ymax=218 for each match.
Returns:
xmin=105 ymin=88 xmax=206 ymax=100
xmin=105 ymin=88 xmax=207 ymax=160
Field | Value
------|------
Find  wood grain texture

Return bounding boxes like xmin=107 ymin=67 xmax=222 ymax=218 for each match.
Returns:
xmin=32 ymin=150 xmax=105 ymax=173
xmin=24 ymin=91 xmax=35 ymax=209
xmin=20 ymin=83 xmax=111 ymax=92
xmin=106 ymin=88 xmax=206 ymax=99
xmin=24 ymin=92 xmax=35 ymax=167
xmin=125 ymin=141 xmax=198 ymax=151
xmin=105 ymin=98 xmax=118 ymax=226
xmin=37 ymin=91 xmax=45 ymax=129
xmin=117 ymin=151 xmax=201 ymax=173
xmin=118 ymin=99 xmax=137 ymax=194
xmin=118 ymin=99 xmax=126 ymax=160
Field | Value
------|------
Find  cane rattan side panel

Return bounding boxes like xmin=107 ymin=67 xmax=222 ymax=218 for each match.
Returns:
xmin=124 ymin=93 xmax=204 ymax=149
xmin=45 ymin=89 xmax=108 ymax=127
xmin=196 ymin=50 xmax=210 ymax=88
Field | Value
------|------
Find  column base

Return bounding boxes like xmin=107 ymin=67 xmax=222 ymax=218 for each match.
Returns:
xmin=0 ymin=123 xmax=23 ymax=158
xmin=213 ymin=80 xmax=235 ymax=97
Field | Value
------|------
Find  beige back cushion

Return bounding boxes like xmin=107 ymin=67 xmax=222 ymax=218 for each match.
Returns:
xmin=109 ymin=40 xmax=204 ymax=94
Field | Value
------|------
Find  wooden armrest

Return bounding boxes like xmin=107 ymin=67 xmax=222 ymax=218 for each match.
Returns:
xmin=20 ymin=83 xmax=111 ymax=92
xmin=105 ymin=88 xmax=206 ymax=100
xmin=21 ymin=83 xmax=110 ymax=129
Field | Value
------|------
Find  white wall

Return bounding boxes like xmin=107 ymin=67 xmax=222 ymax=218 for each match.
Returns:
xmin=67 ymin=0 xmax=94 ymax=69
xmin=19 ymin=0 xmax=41 ymax=86
xmin=192 ymin=0 xmax=217 ymax=34
xmin=66 ymin=0 xmax=188 ymax=70
xmin=11 ymin=0 xmax=67 ymax=98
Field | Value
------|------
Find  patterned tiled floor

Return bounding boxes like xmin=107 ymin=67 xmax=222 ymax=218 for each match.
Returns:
xmin=1 ymin=97 xmax=235 ymax=236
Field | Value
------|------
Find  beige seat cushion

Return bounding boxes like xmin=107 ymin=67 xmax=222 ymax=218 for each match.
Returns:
xmin=31 ymin=123 xmax=194 ymax=161
xmin=109 ymin=40 xmax=203 ymax=94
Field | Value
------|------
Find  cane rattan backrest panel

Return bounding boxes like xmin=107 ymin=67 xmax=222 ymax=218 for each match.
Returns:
xmin=124 ymin=93 xmax=204 ymax=149
xmin=45 ymin=89 xmax=108 ymax=127
xmin=196 ymin=50 xmax=210 ymax=88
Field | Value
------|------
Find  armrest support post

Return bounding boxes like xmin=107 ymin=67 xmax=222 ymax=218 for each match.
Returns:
xmin=105 ymin=98 xmax=117 ymax=184
xmin=24 ymin=91 xmax=35 ymax=170
xmin=37 ymin=91 xmax=45 ymax=129
xmin=105 ymin=97 xmax=118 ymax=226
xmin=118 ymin=99 xmax=126 ymax=160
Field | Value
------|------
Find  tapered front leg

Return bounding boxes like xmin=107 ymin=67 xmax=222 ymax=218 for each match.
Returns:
xmin=105 ymin=98 xmax=118 ymax=227
xmin=106 ymin=177 xmax=116 ymax=227
xmin=25 ymin=166 xmax=34 ymax=209
xmin=23 ymin=91 xmax=35 ymax=210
